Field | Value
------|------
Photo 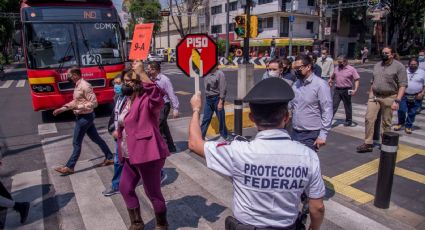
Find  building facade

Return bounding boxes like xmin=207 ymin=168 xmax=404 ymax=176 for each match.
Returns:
xmin=155 ymin=0 xmax=320 ymax=56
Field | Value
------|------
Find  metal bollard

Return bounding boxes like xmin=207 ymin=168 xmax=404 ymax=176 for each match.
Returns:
xmin=234 ymin=99 xmax=243 ymax=136
xmin=374 ymin=132 xmax=399 ymax=209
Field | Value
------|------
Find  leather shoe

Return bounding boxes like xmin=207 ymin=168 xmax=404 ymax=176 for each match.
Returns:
xmin=97 ymin=159 xmax=114 ymax=167
xmin=54 ymin=166 xmax=74 ymax=175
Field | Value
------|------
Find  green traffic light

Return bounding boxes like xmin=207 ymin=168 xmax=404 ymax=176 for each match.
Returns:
xmin=234 ymin=27 xmax=245 ymax=36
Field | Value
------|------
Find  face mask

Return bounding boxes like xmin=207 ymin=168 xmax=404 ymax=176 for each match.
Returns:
xmin=409 ymin=67 xmax=418 ymax=73
xmin=321 ymin=55 xmax=327 ymax=59
xmin=121 ymin=84 xmax=134 ymax=96
xmin=381 ymin=53 xmax=389 ymax=61
xmin=114 ymin=84 xmax=122 ymax=95
xmin=268 ymin=70 xmax=280 ymax=78
xmin=338 ymin=64 xmax=345 ymax=69
xmin=295 ymin=69 xmax=304 ymax=80
xmin=418 ymin=56 xmax=425 ymax=62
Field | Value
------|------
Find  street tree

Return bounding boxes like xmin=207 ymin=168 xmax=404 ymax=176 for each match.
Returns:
xmin=386 ymin=0 xmax=425 ymax=54
xmin=0 ymin=0 xmax=19 ymax=64
xmin=170 ymin=0 xmax=205 ymax=38
xmin=128 ymin=0 xmax=163 ymax=47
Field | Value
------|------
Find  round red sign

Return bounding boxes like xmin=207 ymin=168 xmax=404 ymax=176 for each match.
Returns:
xmin=176 ymin=34 xmax=218 ymax=78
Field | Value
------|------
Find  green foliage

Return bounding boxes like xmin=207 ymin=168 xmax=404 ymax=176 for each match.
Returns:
xmin=216 ymin=39 xmax=226 ymax=56
xmin=0 ymin=0 xmax=20 ymax=64
xmin=128 ymin=0 xmax=163 ymax=38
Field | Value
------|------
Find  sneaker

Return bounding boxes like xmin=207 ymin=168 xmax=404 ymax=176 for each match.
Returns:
xmin=54 ymin=166 xmax=74 ymax=175
xmin=356 ymin=143 xmax=374 ymax=153
xmin=393 ymin=124 xmax=403 ymax=131
xmin=405 ymin=128 xmax=412 ymax=134
xmin=102 ymin=187 xmax=120 ymax=197
xmin=160 ymin=170 xmax=168 ymax=184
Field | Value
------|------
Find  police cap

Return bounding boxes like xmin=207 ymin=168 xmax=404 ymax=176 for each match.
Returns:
xmin=243 ymin=77 xmax=294 ymax=104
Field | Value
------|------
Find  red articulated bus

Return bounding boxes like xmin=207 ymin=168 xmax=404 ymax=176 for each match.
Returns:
xmin=19 ymin=0 xmax=126 ymax=111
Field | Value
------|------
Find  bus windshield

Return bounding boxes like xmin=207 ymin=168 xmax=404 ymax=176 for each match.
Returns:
xmin=76 ymin=23 xmax=123 ymax=66
xmin=25 ymin=22 xmax=123 ymax=69
xmin=26 ymin=23 xmax=77 ymax=69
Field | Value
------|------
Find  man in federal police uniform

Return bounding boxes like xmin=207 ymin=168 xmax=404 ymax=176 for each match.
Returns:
xmin=188 ymin=78 xmax=325 ymax=230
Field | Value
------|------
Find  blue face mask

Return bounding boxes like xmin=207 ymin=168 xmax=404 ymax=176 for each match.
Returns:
xmin=114 ymin=84 xmax=122 ymax=95
xmin=418 ymin=55 xmax=425 ymax=62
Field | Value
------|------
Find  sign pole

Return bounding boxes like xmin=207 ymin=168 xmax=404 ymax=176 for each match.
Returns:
xmin=194 ymin=75 xmax=200 ymax=93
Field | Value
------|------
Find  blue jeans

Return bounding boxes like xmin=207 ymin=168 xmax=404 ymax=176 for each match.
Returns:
xmin=398 ymin=95 xmax=421 ymax=128
xmin=66 ymin=113 xmax=113 ymax=169
xmin=201 ymin=96 xmax=228 ymax=139
xmin=291 ymin=129 xmax=320 ymax=152
xmin=111 ymin=142 xmax=123 ymax=190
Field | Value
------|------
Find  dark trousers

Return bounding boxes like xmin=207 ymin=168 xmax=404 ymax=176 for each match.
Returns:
xmin=201 ymin=95 xmax=228 ymax=139
xmin=398 ymin=95 xmax=421 ymax=128
xmin=332 ymin=88 xmax=352 ymax=123
xmin=159 ymin=103 xmax=175 ymax=151
xmin=291 ymin=129 xmax=320 ymax=152
xmin=66 ymin=113 xmax=113 ymax=169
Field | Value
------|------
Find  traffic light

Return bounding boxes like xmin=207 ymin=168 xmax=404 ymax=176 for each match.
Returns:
xmin=234 ymin=15 xmax=247 ymax=37
xmin=250 ymin=15 xmax=258 ymax=38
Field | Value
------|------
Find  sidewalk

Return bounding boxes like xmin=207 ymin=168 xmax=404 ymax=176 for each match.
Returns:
xmin=168 ymin=116 xmax=424 ymax=230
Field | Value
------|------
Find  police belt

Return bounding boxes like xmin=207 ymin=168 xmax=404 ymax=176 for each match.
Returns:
xmin=225 ymin=216 xmax=296 ymax=230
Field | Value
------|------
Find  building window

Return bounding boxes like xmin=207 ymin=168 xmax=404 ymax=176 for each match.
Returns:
xmin=280 ymin=17 xmax=289 ymax=37
xmin=225 ymin=1 xmax=238 ymax=12
xmin=211 ymin=24 xmax=222 ymax=34
xmin=228 ymin=23 xmax=236 ymax=32
xmin=259 ymin=17 xmax=274 ymax=29
xmin=258 ymin=0 xmax=273 ymax=4
xmin=306 ymin=21 xmax=314 ymax=33
xmin=307 ymin=0 xmax=315 ymax=6
xmin=211 ymin=5 xmax=222 ymax=15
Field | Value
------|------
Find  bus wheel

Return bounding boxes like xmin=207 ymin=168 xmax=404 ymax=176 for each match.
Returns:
xmin=42 ymin=110 xmax=54 ymax=123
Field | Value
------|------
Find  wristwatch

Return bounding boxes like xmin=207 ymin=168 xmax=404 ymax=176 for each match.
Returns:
xmin=394 ymin=99 xmax=401 ymax=104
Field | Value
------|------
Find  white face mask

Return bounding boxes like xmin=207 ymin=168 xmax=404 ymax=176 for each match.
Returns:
xmin=268 ymin=70 xmax=280 ymax=78
xmin=321 ymin=54 xmax=327 ymax=59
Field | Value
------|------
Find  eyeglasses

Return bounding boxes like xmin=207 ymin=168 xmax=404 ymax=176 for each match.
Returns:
xmin=293 ymin=65 xmax=307 ymax=71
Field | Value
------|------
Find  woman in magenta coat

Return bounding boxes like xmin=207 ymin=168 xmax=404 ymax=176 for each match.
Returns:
xmin=117 ymin=69 xmax=170 ymax=230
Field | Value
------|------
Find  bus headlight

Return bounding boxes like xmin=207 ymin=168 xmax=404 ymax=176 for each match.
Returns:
xmin=31 ymin=84 xmax=54 ymax=93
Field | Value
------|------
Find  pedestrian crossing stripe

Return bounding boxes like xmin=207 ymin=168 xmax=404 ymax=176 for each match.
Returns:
xmin=16 ymin=80 xmax=26 ymax=87
xmin=0 ymin=80 xmax=29 ymax=89
xmin=175 ymin=91 xmax=192 ymax=95
xmin=0 ymin=80 xmax=14 ymax=88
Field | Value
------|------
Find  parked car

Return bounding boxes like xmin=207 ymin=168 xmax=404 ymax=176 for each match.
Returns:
xmin=147 ymin=53 xmax=163 ymax=62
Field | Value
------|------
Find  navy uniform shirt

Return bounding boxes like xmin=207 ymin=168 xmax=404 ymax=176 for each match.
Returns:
xmin=204 ymin=129 xmax=326 ymax=228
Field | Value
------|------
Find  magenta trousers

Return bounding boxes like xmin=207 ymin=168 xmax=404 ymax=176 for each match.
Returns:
xmin=119 ymin=158 xmax=166 ymax=213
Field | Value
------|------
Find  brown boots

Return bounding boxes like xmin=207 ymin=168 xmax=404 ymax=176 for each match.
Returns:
xmin=154 ymin=211 xmax=168 ymax=230
xmin=127 ymin=207 xmax=144 ymax=230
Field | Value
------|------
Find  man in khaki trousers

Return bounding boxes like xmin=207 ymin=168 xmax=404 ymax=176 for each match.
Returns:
xmin=357 ymin=47 xmax=407 ymax=153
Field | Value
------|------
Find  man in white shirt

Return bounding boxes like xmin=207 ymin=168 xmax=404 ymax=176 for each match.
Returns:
xmin=316 ymin=48 xmax=334 ymax=81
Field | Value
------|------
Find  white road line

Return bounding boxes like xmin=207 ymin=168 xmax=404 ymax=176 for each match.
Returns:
xmin=0 ymin=80 xmax=14 ymax=89
xmin=69 ymin=161 xmax=127 ymax=230
xmin=38 ymin=123 xmax=58 ymax=135
xmin=324 ymin=199 xmax=391 ymax=230
xmin=5 ymin=170 xmax=44 ymax=230
xmin=16 ymin=80 xmax=26 ymax=87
